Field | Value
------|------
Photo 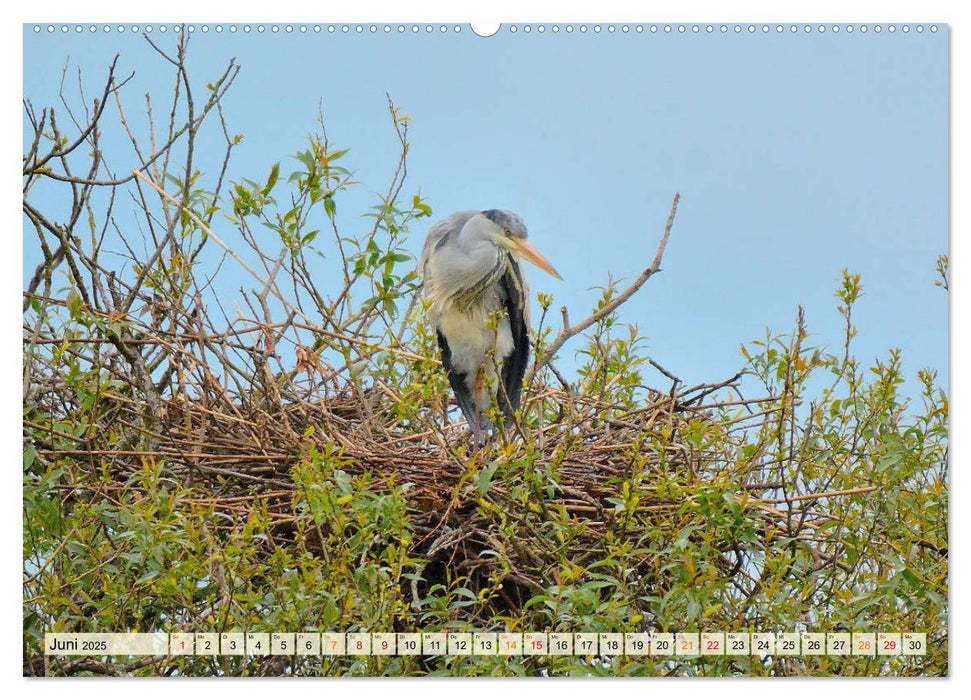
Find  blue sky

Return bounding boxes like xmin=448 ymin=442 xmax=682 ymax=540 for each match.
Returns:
xmin=22 ymin=23 xmax=948 ymax=400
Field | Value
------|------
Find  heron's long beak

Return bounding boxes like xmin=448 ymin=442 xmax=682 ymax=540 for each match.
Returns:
xmin=504 ymin=238 xmax=562 ymax=279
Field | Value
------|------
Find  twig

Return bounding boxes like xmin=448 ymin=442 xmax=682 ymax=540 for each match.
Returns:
xmin=528 ymin=193 xmax=680 ymax=382
xmin=754 ymin=485 xmax=878 ymax=505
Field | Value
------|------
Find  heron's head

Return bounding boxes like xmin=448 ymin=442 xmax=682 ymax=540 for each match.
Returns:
xmin=480 ymin=209 xmax=562 ymax=279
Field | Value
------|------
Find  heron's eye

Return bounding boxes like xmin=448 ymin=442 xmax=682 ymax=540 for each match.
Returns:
xmin=504 ymin=228 xmax=513 ymax=236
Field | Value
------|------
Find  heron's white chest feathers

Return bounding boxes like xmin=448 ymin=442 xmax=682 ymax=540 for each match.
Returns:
xmin=435 ymin=303 xmax=514 ymax=380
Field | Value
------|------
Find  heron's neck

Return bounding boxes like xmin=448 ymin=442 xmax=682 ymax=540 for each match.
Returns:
xmin=456 ymin=219 xmax=501 ymax=268
xmin=451 ymin=249 xmax=508 ymax=312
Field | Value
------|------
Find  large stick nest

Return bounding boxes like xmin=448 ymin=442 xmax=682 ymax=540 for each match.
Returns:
xmin=30 ymin=346 xmax=841 ymax=612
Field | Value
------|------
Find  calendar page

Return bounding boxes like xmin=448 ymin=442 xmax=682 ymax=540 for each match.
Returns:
xmin=22 ymin=12 xmax=948 ymax=678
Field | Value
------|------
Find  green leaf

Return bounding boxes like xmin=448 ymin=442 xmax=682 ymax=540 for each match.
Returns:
xmin=475 ymin=462 xmax=500 ymax=496
xmin=23 ymin=446 xmax=36 ymax=472
xmin=263 ymin=162 xmax=280 ymax=195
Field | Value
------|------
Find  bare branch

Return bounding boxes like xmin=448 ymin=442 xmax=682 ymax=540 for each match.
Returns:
xmin=528 ymin=192 xmax=680 ymax=382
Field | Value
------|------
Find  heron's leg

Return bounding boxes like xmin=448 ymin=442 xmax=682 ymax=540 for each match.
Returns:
xmin=473 ymin=367 xmax=485 ymax=445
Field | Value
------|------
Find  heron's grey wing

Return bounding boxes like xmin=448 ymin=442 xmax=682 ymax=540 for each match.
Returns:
xmin=419 ymin=210 xmax=480 ymax=284
xmin=498 ymin=258 xmax=530 ymax=419
xmin=436 ymin=329 xmax=477 ymax=429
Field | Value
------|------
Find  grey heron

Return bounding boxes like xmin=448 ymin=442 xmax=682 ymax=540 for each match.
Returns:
xmin=420 ymin=209 xmax=561 ymax=443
